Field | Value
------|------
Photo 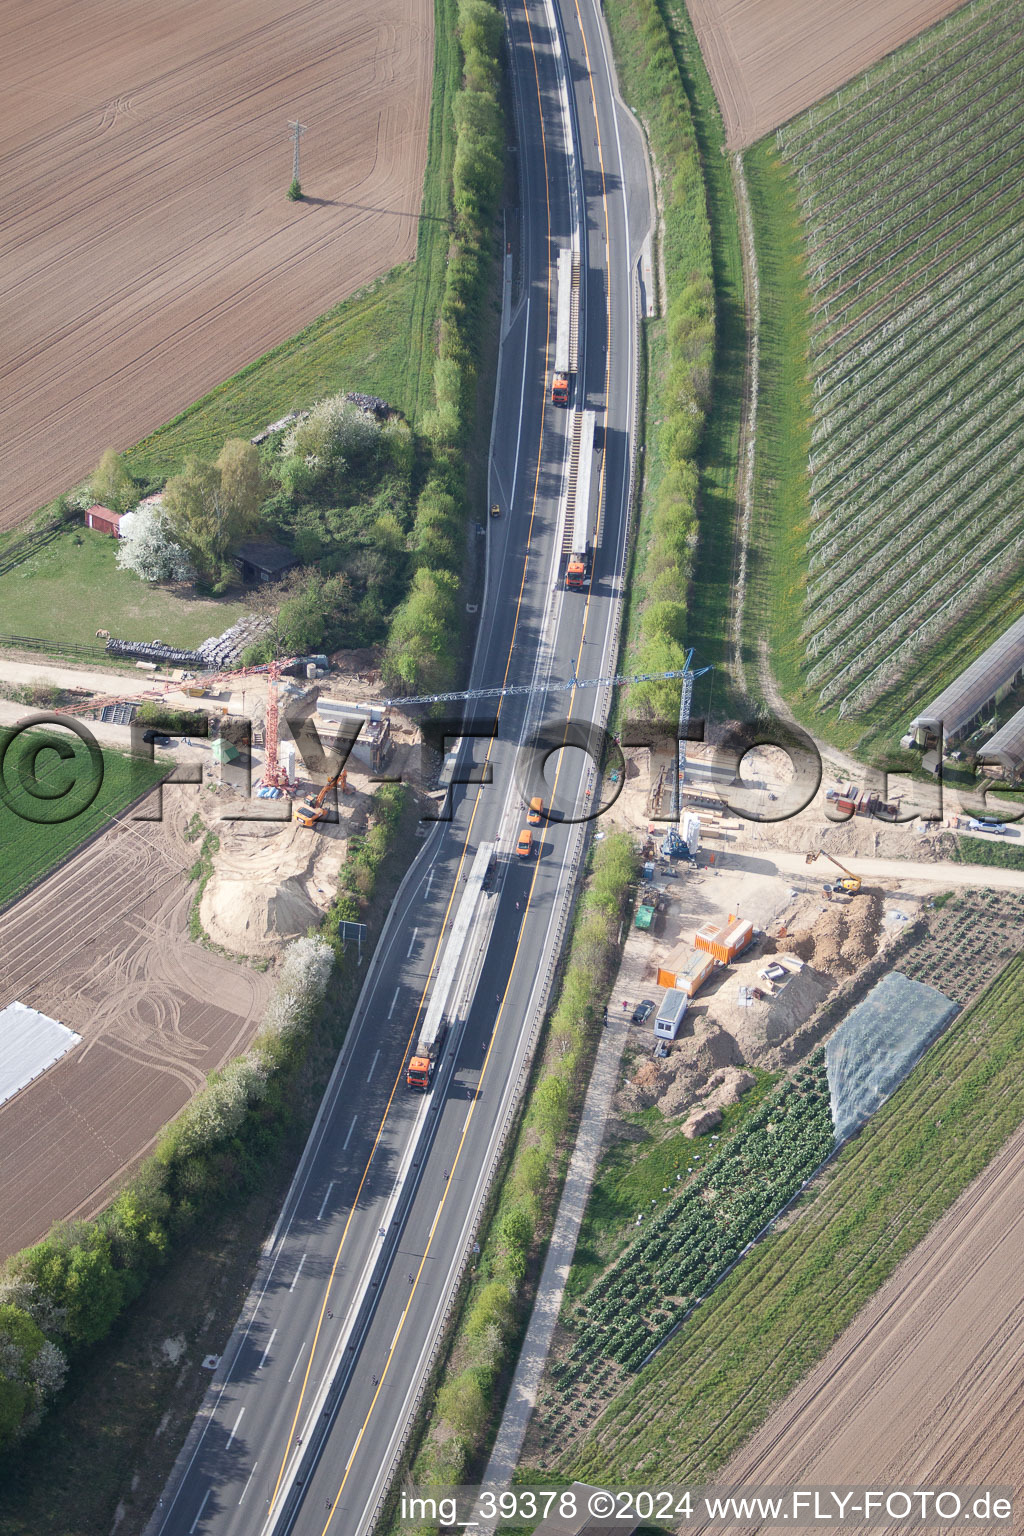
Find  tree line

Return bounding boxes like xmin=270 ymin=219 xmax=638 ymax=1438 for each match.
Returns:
xmin=382 ymin=0 xmax=505 ymax=693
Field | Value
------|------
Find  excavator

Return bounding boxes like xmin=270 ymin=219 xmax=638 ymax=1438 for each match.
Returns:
xmin=804 ymin=848 xmax=862 ymax=895
xmin=295 ymin=769 xmax=350 ymax=828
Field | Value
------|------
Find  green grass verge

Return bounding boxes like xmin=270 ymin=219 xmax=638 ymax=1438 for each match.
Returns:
xmin=659 ymin=0 xmax=746 ymax=703
xmin=0 ymin=528 xmax=247 ymax=650
xmin=0 ymin=729 xmax=165 ymax=910
xmin=955 ymin=834 xmax=1024 ymax=869
xmin=741 ymin=140 xmax=814 ymax=717
xmin=187 ymin=829 xmax=221 ymax=940
xmin=118 ymin=0 xmax=458 ymax=483
xmin=551 ymin=954 xmax=1024 ymax=1481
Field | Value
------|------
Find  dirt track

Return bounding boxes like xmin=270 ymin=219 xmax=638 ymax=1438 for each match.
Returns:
xmin=0 ymin=790 xmax=271 ymax=1258
xmin=0 ymin=0 xmax=432 ymax=530
xmin=699 ymin=1117 xmax=1024 ymax=1528
xmin=685 ymin=0 xmax=965 ymax=147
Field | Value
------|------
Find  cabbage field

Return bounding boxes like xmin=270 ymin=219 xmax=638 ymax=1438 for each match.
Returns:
xmin=539 ymin=1051 xmax=834 ymax=1443
xmin=776 ymin=0 xmax=1024 ymax=719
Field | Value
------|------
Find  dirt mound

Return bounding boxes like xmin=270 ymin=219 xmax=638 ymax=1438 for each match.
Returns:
xmin=200 ymin=820 xmax=346 ymax=954
xmin=780 ymin=894 xmax=884 ymax=981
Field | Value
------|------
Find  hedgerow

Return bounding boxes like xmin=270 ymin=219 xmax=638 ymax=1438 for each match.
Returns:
xmin=602 ymin=0 xmax=715 ymax=719
xmin=383 ymin=0 xmax=504 ymax=693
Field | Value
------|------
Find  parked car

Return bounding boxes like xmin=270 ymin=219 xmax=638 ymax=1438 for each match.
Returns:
xmin=631 ymin=999 xmax=655 ymax=1025
xmin=142 ymin=729 xmax=172 ymax=746
xmin=967 ymin=818 xmax=1009 ymax=834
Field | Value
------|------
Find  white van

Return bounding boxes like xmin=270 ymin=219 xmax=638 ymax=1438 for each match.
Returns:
xmin=654 ymin=988 xmax=689 ymax=1040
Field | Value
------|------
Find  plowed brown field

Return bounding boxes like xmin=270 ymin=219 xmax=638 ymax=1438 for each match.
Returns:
xmin=0 ymin=791 xmax=271 ymax=1258
xmin=699 ymin=1118 xmax=1024 ymax=1528
xmin=0 ymin=0 xmax=432 ymax=530
xmin=686 ymin=0 xmax=966 ymax=147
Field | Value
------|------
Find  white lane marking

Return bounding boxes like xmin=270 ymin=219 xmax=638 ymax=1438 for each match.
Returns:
xmin=425 ymin=869 xmax=434 ymax=899
xmin=367 ymin=1049 xmax=380 ymax=1083
xmin=238 ymin=1462 xmax=258 ymax=1506
xmin=189 ymin=1488 xmax=211 ymax=1533
xmin=406 ymin=927 xmax=418 ymax=957
xmin=317 ymin=1182 xmax=335 ymax=1220
xmin=257 ymin=1329 xmax=277 ymax=1371
xmin=387 ymin=986 xmax=401 ymax=1019
xmin=288 ymin=1254 xmax=306 ymax=1292
xmin=343 ymin=1115 xmax=357 ymax=1151
xmin=287 ymin=1343 xmax=306 ymax=1384
xmin=226 ymin=1406 xmax=245 ymax=1447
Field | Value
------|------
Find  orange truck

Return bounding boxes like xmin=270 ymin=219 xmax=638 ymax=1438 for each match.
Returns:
xmin=551 ymin=247 xmax=580 ymax=407
xmin=694 ymin=917 xmax=754 ymax=965
xmin=565 ymin=409 xmax=597 ymax=591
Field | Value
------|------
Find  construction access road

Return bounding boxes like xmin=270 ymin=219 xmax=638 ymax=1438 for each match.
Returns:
xmin=147 ymin=3 xmax=650 ymax=1535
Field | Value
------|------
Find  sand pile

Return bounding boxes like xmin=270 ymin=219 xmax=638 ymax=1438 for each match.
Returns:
xmin=200 ymin=821 xmax=346 ymax=954
xmin=773 ymin=892 xmax=884 ymax=980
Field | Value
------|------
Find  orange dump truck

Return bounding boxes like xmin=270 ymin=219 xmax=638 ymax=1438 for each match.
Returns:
xmin=694 ymin=917 xmax=754 ymax=965
xmin=657 ymin=945 xmax=717 ymax=998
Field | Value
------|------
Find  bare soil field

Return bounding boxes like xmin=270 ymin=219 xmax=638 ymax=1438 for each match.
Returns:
xmin=701 ymin=1117 xmax=1024 ymax=1526
xmin=685 ymin=0 xmax=965 ymax=147
xmin=0 ymin=0 xmax=432 ymax=530
xmin=0 ymin=789 xmax=272 ymax=1258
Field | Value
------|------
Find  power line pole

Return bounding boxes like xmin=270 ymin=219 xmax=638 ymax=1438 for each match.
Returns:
xmin=287 ymin=119 xmax=306 ymax=183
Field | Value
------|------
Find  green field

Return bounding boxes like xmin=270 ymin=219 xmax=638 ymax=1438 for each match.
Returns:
xmin=748 ymin=0 xmax=1024 ymax=758
xmin=532 ymin=951 xmax=1024 ymax=1482
xmin=0 ymin=528 xmax=246 ymax=651
xmin=0 ymin=728 xmax=166 ymax=909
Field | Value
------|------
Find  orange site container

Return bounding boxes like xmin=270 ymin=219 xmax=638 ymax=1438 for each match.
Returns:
xmin=656 ymin=945 xmax=717 ymax=997
xmin=694 ymin=918 xmax=754 ymax=965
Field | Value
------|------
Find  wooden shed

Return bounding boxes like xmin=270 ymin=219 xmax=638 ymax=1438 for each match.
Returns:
xmin=84 ymin=504 xmax=122 ymax=536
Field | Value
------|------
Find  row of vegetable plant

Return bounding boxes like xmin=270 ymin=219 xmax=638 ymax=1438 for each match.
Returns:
xmin=544 ymin=1052 xmax=835 ymax=1433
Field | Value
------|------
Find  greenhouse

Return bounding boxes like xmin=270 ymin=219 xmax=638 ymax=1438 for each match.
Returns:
xmin=826 ymin=972 xmax=959 ymax=1144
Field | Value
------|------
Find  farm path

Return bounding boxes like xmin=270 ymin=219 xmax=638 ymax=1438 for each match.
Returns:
xmin=726 ymin=846 xmax=1024 ymax=892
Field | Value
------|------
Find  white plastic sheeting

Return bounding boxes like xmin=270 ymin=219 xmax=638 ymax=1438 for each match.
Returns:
xmin=0 ymin=1001 xmax=81 ymax=1108
xmin=826 ymin=972 xmax=959 ymax=1145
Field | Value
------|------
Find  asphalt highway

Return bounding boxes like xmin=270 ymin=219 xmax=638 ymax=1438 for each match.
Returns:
xmin=146 ymin=3 xmax=650 ymax=1534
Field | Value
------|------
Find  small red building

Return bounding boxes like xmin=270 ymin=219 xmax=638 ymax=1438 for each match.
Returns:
xmin=84 ymin=504 xmax=122 ymax=536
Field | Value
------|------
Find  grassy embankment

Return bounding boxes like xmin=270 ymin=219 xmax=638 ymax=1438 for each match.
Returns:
xmin=658 ymin=0 xmax=747 ymax=711
xmin=745 ymin=0 xmax=1024 ymax=761
xmin=563 ymin=1067 xmax=779 ymax=1306
xmin=0 ymin=727 xmax=165 ymax=910
xmin=541 ymin=954 xmax=1024 ymax=1481
xmin=601 ymin=0 xmax=713 ymax=725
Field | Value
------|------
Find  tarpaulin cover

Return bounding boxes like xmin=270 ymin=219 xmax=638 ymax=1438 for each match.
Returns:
xmin=826 ymin=971 xmax=959 ymax=1144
